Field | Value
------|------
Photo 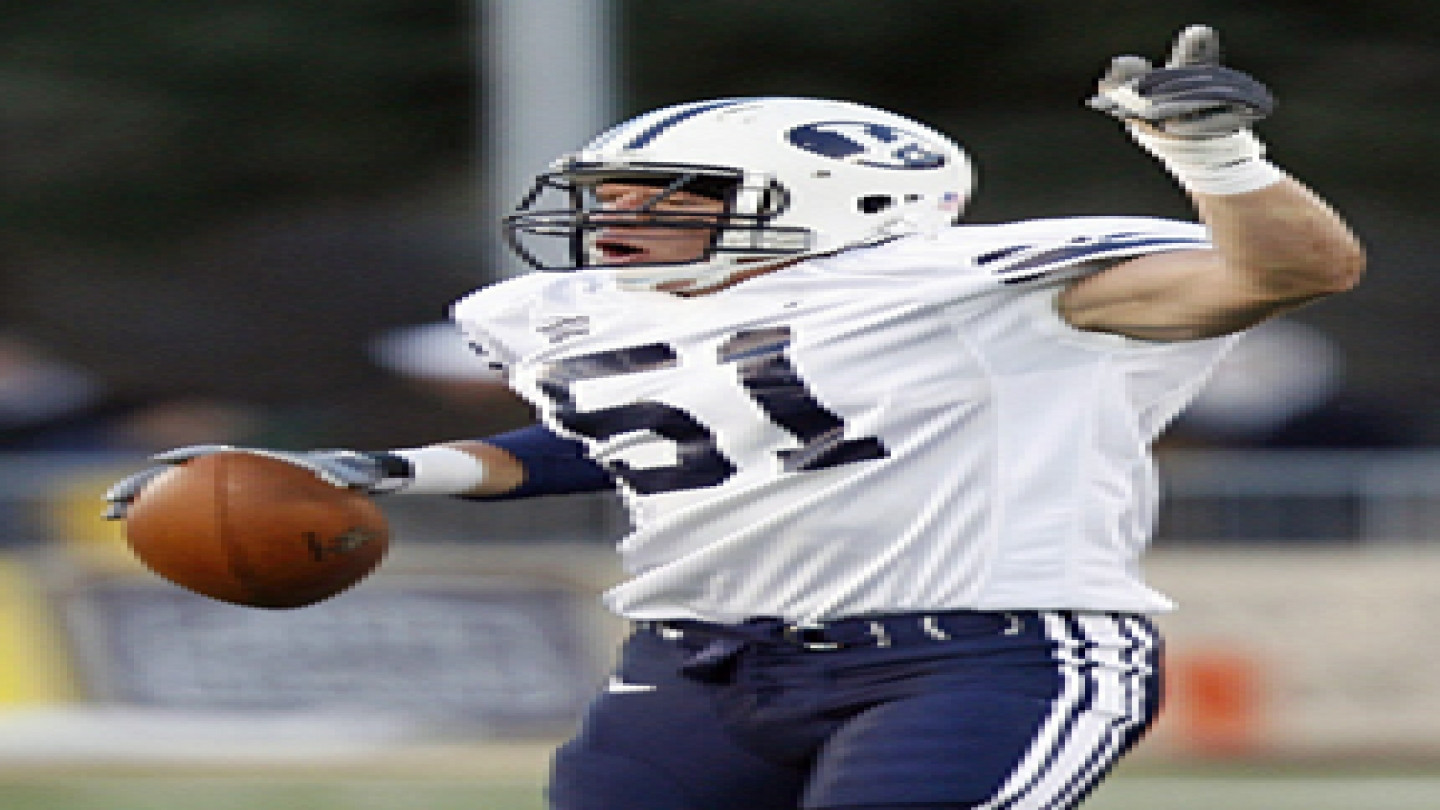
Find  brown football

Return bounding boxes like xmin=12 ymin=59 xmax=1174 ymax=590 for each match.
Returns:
xmin=122 ymin=451 xmax=390 ymax=609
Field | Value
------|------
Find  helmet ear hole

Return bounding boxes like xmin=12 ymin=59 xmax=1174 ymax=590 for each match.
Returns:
xmin=858 ymin=194 xmax=895 ymax=215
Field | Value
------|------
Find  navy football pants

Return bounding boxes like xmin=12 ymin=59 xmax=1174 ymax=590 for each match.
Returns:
xmin=548 ymin=611 xmax=1163 ymax=809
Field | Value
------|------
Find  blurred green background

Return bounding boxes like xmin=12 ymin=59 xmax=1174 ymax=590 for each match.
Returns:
xmin=2 ymin=0 xmax=1436 ymax=450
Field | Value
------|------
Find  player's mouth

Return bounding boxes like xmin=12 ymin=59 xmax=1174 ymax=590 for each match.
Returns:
xmin=593 ymin=238 xmax=650 ymax=265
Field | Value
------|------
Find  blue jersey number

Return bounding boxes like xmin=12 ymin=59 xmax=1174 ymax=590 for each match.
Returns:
xmin=536 ymin=326 xmax=888 ymax=495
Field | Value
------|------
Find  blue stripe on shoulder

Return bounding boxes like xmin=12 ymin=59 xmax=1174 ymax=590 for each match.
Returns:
xmin=996 ymin=235 xmax=1209 ymax=284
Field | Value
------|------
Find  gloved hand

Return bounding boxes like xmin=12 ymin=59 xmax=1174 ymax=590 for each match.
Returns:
xmin=1087 ymin=24 xmax=1275 ymax=138
xmin=102 ymin=445 xmax=406 ymax=520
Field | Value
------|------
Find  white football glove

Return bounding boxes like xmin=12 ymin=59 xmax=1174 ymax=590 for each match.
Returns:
xmin=102 ymin=445 xmax=406 ymax=520
xmin=1087 ymin=24 xmax=1275 ymax=139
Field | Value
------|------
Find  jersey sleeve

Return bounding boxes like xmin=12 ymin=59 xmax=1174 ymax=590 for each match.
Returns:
xmin=968 ymin=216 xmax=1211 ymax=286
xmin=977 ymin=217 xmax=1236 ymax=355
xmin=955 ymin=217 xmax=1240 ymax=374
xmin=924 ymin=216 xmax=1234 ymax=356
xmin=839 ymin=216 xmax=1211 ymax=295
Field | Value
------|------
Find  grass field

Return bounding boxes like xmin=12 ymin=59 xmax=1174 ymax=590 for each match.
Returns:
xmin=5 ymin=768 xmax=1440 ymax=809
xmin=0 ymin=778 xmax=541 ymax=810
xmin=1088 ymin=772 xmax=1440 ymax=810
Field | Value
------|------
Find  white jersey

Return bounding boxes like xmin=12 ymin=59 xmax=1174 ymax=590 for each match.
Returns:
xmin=452 ymin=217 xmax=1234 ymax=623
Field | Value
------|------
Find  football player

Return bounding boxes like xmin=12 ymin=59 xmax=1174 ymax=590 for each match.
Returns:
xmin=106 ymin=26 xmax=1362 ymax=810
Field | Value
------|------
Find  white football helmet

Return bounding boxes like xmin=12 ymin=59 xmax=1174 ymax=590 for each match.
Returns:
xmin=504 ymin=97 xmax=976 ymax=292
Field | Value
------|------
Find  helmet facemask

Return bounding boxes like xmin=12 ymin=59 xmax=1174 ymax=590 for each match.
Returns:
xmin=504 ymin=163 xmax=811 ymax=293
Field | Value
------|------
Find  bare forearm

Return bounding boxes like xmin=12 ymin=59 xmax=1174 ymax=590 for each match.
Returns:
xmin=1192 ymin=176 xmax=1365 ymax=303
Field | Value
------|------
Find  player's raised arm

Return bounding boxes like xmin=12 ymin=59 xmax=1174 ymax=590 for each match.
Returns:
xmin=1061 ymin=24 xmax=1365 ymax=341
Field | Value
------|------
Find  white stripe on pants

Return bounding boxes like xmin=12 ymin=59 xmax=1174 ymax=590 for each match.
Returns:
xmin=977 ymin=612 xmax=1160 ymax=810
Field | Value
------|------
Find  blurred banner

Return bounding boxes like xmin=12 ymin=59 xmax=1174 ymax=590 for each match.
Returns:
xmin=1143 ymin=548 xmax=1440 ymax=761
xmin=38 ymin=541 xmax=624 ymax=730
xmin=8 ymin=543 xmax=1439 ymax=763
xmin=59 ymin=573 xmax=600 ymax=732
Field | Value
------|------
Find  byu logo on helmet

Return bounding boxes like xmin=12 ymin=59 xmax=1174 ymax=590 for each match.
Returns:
xmin=786 ymin=122 xmax=948 ymax=170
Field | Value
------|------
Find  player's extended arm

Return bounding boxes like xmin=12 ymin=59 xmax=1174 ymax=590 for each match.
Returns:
xmin=1061 ymin=24 xmax=1365 ymax=341
xmin=102 ymin=425 xmax=613 ymax=520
